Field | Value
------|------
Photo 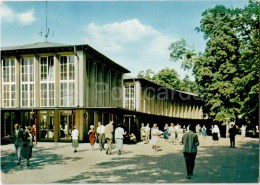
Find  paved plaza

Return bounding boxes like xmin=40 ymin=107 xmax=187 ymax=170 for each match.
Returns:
xmin=1 ymin=135 xmax=259 ymax=184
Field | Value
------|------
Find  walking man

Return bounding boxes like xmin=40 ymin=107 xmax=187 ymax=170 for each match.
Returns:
xmin=229 ymin=124 xmax=236 ymax=148
xmin=13 ymin=123 xmax=24 ymax=166
xmin=71 ymin=126 xmax=79 ymax=153
xmin=105 ymin=121 xmax=114 ymax=155
xmin=114 ymin=123 xmax=126 ymax=155
xmin=182 ymin=123 xmax=199 ymax=179
xmin=97 ymin=122 xmax=106 ymax=151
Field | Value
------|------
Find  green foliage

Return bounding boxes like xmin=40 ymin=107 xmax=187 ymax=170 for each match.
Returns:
xmin=153 ymin=68 xmax=181 ymax=89
xmin=193 ymin=0 xmax=259 ymax=124
xmin=168 ymin=38 xmax=196 ymax=70
xmin=137 ymin=68 xmax=198 ymax=93
xmin=137 ymin=69 xmax=155 ymax=81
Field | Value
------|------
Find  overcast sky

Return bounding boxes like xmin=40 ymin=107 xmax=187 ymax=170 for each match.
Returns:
xmin=1 ymin=0 xmax=248 ymax=80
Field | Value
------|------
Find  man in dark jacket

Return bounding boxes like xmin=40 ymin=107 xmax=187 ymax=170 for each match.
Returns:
xmin=13 ymin=123 xmax=24 ymax=166
xmin=229 ymin=124 xmax=236 ymax=148
xmin=182 ymin=123 xmax=199 ymax=179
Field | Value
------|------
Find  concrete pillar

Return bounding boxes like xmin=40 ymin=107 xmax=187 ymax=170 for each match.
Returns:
xmin=96 ymin=63 xmax=103 ymax=107
xmin=34 ymin=56 xmax=40 ymax=107
xmin=54 ymin=55 xmax=60 ymax=107
xmin=15 ymin=57 xmax=20 ymax=108
xmin=135 ymin=81 xmax=141 ymax=111
xmin=88 ymin=61 xmax=95 ymax=107
xmin=54 ymin=110 xmax=59 ymax=142
xmin=94 ymin=111 xmax=102 ymax=128
xmin=77 ymin=50 xmax=84 ymax=107
xmin=111 ymin=71 xmax=117 ymax=107
xmin=117 ymin=72 xmax=123 ymax=108
xmin=104 ymin=67 xmax=110 ymax=107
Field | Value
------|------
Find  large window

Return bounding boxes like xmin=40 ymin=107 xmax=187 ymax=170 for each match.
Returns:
xmin=124 ymin=84 xmax=135 ymax=110
xmin=59 ymin=56 xmax=75 ymax=107
xmin=40 ymin=56 xmax=55 ymax=107
xmin=21 ymin=57 xmax=35 ymax=107
xmin=2 ymin=58 xmax=16 ymax=107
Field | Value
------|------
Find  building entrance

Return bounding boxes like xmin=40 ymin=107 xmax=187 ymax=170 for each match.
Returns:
xmin=59 ymin=110 xmax=74 ymax=140
xmin=39 ymin=111 xmax=54 ymax=140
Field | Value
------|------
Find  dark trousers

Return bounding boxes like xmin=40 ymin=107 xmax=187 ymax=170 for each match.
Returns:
xmin=230 ymin=137 xmax=235 ymax=147
xmin=183 ymin=152 xmax=197 ymax=176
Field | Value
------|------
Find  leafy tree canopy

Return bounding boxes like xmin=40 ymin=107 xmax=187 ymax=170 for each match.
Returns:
xmin=137 ymin=68 xmax=198 ymax=93
xmin=169 ymin=0 xmax=259 ymax=125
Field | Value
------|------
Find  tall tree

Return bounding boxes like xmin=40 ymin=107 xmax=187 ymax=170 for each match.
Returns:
xmin=193 ymin=0 xmax=259 ymax=124
xmin=232 ymin=1 xmax=260 ymax=124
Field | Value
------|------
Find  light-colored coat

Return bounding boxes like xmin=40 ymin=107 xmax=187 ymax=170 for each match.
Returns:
xmin=105 ymin=123 xmax=114 ymax=139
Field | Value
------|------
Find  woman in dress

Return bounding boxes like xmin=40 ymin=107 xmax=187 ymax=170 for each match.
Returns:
xmin=88 ymin=125 xmax=96 ymax=150
xmin=163 ymin=123 xmax=169 ymax=142
xmin=212 ymin=125 xmax=220 ymax=144
xmin=201 ymin=125 xmax=207 ymax=138
xmin=151 ymin=123 xmax=161 ymax=152
xmin=22 ymin=126 xmax=34 ymax=166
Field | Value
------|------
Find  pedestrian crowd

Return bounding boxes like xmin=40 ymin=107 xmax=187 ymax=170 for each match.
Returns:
xmin=11 ymin=120 xmax=247 ymax=180
xmin=12 ymin=123 xmax=35 ymax=167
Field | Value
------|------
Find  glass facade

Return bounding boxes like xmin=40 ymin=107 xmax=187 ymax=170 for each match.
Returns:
xmin=124 ymin=84 xmax=135 ymax=110
xmin=60 ymin=56 xmax=75 ymax=107
xmin=2 ymin=58 xmax=16 ymax=107
xmin=21 ymin=57 xmax=35 ymax=107
xmin=40 ymin=56 xmax=55 ymax=107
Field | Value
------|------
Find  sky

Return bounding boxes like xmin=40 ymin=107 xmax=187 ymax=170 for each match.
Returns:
xmin=1 ymin=0 xmax=249 ymax=80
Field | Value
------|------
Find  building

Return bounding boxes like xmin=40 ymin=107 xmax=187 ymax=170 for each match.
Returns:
xmin=1 ymin=42 xmax=130 ymax=142
xmin=1 ymin=42 xmax=208 ymax=143
xmin=122 ymin=77 xmax=207 ymax=135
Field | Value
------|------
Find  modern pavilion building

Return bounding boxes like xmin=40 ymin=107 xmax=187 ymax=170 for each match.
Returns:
xmin=1 ymin=42 xmax=207 ymax=143
xmin=122 ymin=77 xmax=207 ymax=135
xmin=1 ymin=42 xmax=130 ymax=142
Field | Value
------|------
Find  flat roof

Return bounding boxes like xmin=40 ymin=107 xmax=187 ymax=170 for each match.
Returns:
xmin=1 ymin=42 xmax=130 ymax=73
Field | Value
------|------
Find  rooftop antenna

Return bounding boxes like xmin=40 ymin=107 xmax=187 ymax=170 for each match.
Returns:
xmin=39 ymin=1 xmax=54 ymax=42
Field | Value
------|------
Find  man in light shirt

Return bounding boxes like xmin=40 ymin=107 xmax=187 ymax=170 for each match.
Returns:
xmin=71 ymin=126 xmax=79 ymax=153
xmin=96 ymin=122 xmax=106 ymax=151
xmin=114 ymin=123 xmax=126 ymax=155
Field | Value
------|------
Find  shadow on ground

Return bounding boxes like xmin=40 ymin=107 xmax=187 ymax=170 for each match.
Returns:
xmin=55 ymin=140 xmax=259 ymax=183
xmin=1 ymin=146 xmax=83 ymax=173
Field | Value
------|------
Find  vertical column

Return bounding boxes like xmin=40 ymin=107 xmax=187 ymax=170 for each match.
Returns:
xmin=96 ymin=63 xmax=103 ymax=107
xmin=34 ymin=55 xmax=40 ymax=107
xmin=54 ymin=54 xmax=60 ymax=107
xmin=111 ymin=71 xmax=117 ymax=107
xmin=94 ymin=112 xmax=100 ymax=128
xmin=135 ymin=81 xmax=141 ymax=111
xmin=54 ymin=110 xmax=59 ymax=142
xmin=81 ymin=52 xmax=87 ymax=107
xmin=89 ymin=61 xmax=95 ymax=107
xmin=117 ymin=72 xmax=123 ymax=108
xmin=15 ymin=57 xmax=20 ymax=108
xmin=85 ymin=58 xmax=89 ymax=107
xmin=104 ymin=67 xmax=110 ymax=107
xmin=146 ymin=88 xmax=150 ymax=114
